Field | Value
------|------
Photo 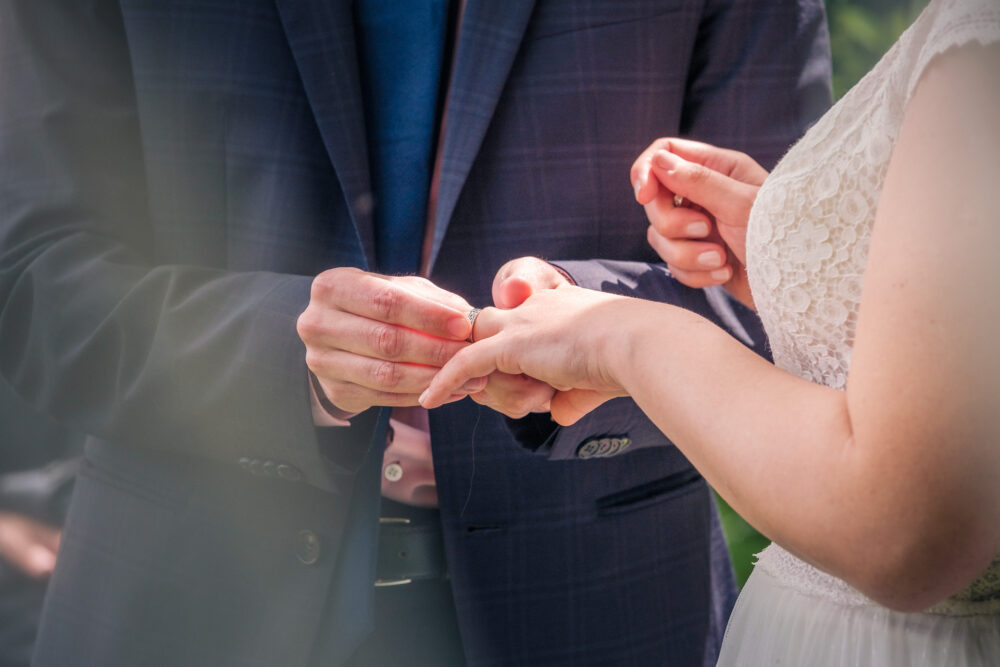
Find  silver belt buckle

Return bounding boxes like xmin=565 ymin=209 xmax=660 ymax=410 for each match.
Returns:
xmin=374 ymin=517 xmax=413 ymax=587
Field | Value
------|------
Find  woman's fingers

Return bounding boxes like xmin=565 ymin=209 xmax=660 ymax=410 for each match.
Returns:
xmin=646 ymin=226 xmax=732 ymax=287
xmin=420 ymin=338 xmax=504 ymax=408
xmin=467 ymin=372 xmax=556 ymax=419
xmin=644 ymin=194 xmax=713 ymax=237
xmin=631 ymin=138 xmax=673 ymax=204
xmin=651 ymin=150 xmax=757 ymax=227
xmin=664 ymin=138 xmax=768 ymax=186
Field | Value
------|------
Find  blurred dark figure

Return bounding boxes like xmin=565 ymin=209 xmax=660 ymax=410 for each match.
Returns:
xmin=0 ymin=380 xmax=83 ymax=666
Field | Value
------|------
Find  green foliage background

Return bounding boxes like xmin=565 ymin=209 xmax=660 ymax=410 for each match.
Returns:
xmin=717 ymin=0 xmax=929 ymax=588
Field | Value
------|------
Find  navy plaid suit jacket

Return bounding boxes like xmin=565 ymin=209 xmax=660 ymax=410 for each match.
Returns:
xmin=0 ymin=0 xmax=830 ymax=664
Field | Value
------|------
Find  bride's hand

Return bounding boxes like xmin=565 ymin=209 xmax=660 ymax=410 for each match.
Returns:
xmin=631 ymin=138 xmax=767 ymax=307
xmin=420 ymin=285 xmax=631 ymax=425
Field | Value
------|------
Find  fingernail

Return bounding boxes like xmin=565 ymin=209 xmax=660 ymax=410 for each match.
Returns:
xmin=634 ymin=171 xmax=647 ymax=198
xmin=419 ymin=389 xmax=432 ymax=406
xmin=685 ymin=222 xmax=709 ymax=238
xmin=654 ymin=150 xmax=680 ymax=172
xmin=697 ymin=251 xmax=723 ymax=268
xmin=447 ymin=316 xmax=471 ymax=340
xmin=711 ymin=267 xmax=732 ymax=282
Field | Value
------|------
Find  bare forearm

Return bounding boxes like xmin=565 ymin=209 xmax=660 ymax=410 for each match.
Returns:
xmin=608 ymin=302 xmax=852 ymax=555
xmin=605 ymin=300 xmax=991 ymax=610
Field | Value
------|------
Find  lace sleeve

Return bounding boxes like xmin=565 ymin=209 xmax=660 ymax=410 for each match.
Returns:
xmin=906 ymin=0 xmax=1000 ymax=102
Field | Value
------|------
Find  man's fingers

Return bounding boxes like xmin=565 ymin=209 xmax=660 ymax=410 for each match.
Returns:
xmin=308 ymin=348 xmax=443 ymax=396
xmin=651 ymin=151 xmax=756 ymax=225
xmin=392 ymin=275 xmax=473 ymax=313
xmin=314 ymin=378 xmax=429 ymax=413
xmin=300 ymin=309 xmax=467 ymax=367
xmin=0 ymin=513 xmax=60 ymax=579
xmin=311 ymin=269 xmax=471 ymax=340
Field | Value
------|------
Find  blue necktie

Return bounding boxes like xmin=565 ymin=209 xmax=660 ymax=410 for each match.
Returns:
xmin=314 ymin=7 xmax=450 ymax=660
xmin=355 ymin=0 xmax=450 ymax=275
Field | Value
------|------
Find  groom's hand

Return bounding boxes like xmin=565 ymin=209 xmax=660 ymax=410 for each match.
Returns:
xmin=298 ymin=268 xmax=484 ymax=415
xmin=463 ymin=257 xmax=572 ymax=419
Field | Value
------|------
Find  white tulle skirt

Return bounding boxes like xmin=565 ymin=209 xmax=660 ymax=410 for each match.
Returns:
xmin=718 ymin=559 xmax=1000 ymax=666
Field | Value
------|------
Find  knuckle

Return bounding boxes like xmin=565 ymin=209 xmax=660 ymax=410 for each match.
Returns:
xmin=373 ymin=324 xmax=403 ymax=359
xmin=304 ymin=350 xmax=323 ymax=373
xmin=372 ymin=359 xmax=402 ymax=389
xmin=410 ymin=276 xmax=435 ymax=291
xmin=686 ymin=163 xmax=709 ymax=185
xmin=296 ymin=310 xmax=318 ymax=340
xmin=431 ymin=341 xmax=455 ymax=367
xmin=310 ymin=271 xmax=336 ymax=300
xmin=328 ymin=383 xmax=361 ymax=411
xmin=371 ymin=284 xmax=399 ymax=321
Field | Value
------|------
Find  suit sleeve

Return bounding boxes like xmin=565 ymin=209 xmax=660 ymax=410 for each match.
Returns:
xmin=0 ymin=0 xmax=371 ymax=493
xmin=501 ymin=259 xmax=766 ymax=461
xmin=503 ymin=1 xmax=831 ymax=459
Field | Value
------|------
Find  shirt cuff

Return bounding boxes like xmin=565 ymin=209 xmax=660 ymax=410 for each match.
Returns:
xmin=308 ymin=370 xmax=356 ymax=427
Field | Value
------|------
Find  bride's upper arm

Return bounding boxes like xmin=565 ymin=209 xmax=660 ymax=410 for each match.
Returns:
xmin=845 ymin=41 xmax=1000 ymax=606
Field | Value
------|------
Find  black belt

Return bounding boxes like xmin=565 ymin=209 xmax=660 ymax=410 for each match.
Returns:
xmin=375 ymin=516 xmax=448 ymax=587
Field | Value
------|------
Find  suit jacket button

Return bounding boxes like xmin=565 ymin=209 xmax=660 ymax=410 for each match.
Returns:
xmin=612 ymin=437 xmax=632 ymax=456
xmin=277 ymin=464 xmax=302 ymax=482
xmin=576 ymin=435 xmax=631 ymax=459
xmin=238 ymin=457 xmax=253 ymax=471
xmin=295 ymin=530 xmax=321 ymax=565
xmin=261 ymin=460 xmax=277 ymax=477
xmin=576 ymin=438 xmax=603 ymax=459
xmin=594 ymin=438 xmax=616 ymax=457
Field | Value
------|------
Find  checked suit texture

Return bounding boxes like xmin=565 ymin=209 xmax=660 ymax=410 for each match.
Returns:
xmin=0 ymin=0 xmax=831 ymax=665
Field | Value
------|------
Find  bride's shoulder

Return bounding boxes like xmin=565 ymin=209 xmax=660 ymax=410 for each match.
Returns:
xmin=902 ymin=0 xmax=1000 ymax=103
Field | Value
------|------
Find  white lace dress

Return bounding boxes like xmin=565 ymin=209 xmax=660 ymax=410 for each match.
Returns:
xmin=718 ymin=1 xmax=1000 ymax=664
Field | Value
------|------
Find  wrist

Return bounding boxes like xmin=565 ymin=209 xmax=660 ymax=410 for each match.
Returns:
xmin=308 ymin=371 xmax=359 ymax=424
xmin=592 ymin=298 xmax=641 ymax=395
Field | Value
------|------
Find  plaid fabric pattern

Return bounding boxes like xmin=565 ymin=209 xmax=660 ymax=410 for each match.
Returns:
xmin=0 ymin=0 xmax=830 ymax=664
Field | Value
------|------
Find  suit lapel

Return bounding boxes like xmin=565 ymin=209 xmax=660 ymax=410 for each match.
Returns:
xmin=274 ymin=0 xmax=377 ymax=269
xmin=428 ymin=0 xmax=537 ymax=272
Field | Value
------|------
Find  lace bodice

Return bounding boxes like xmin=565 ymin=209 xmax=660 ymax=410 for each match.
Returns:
xmin=745 ymin=0 xmax=1000 ymax=616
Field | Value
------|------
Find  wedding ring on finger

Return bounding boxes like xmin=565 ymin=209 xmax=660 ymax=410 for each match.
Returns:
xmin=466 ymin=307 xmax=483 ymax=342
xmin=673 ymin=193 xmax=685 ymax=208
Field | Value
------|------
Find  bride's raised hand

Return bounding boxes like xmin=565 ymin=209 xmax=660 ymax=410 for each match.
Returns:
xmin=419 ymin=285 xmax=630 ymax=425
xmin=631 ymin=138 xmax=767 ymax=307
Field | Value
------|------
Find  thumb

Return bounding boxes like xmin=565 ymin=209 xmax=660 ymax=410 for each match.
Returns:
xmin=550 ymin=389 xmax=616 ymax=426
xmin=494 ymin=275 xmax=535 ymax=309
xmin=492 ymin=257 xmax=570 ymax=309
xmin=652 ymin=150 xmax=756 ymax=225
